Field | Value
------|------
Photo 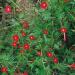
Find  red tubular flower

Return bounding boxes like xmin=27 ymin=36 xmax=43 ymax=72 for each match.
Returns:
xmin=40 ymin=2 xmax=48 ymax=9
xmin=37 ymin=51 xmax=42 ymax=56
xmin=21 ymin=32 xmax=26 ymax=37
xmin=43 ymin=29 xmax=48 ymax=34
xmin=23 ymin=71 xmax=28 ymax=75
xmin=1 ymin=67 xmax=8 ymax=73
xmin=47 ymin=52 xmax=53 ymax=57
xmin=5 ymin=5 xmax=11 ymax=13
xmin=53 ymin=57 xmax=58 ymax=64
xmin=60 ymin=28 xmax=67 ymax=41
xmin=12 ymin=42 xmax=17 ymax=47
xmin=24 ymin=43 xmax=30 ymax=50
xmin=60 ymin=28 xmax=67 ymax=33
xmin=12 ymin=34 xmax=19 ymax=42
xmin=29 ymin=35 xmax=35 ymax=40
xmin=69 ymin=63 xmax=75 ymax=69
xmin=22 ymin=21 xmax=29 ymax=29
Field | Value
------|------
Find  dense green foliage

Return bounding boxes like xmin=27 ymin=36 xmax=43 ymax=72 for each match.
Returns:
xmin=0 ymin=0 xmax=75 ymax=75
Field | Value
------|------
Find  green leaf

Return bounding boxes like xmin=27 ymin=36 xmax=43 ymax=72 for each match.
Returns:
xmin=39 ymin=68 xmax=46 ymax=75
xmin=53 ymin=63 xmax=68 ymax=72
xmin=70 ymin=73 xmax=75 ymax=75
xmin=19 ymin=13 xmax=25 ymax=19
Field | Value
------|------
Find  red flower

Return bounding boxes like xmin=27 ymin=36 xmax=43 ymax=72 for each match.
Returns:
xmin=12 ymin=34 xmax=19 ymax=42
xmin=23 ymin=71 xmax=28 ymax=75
xmin=5 ymin=5 xmax=11 ymax=13
xmin=21 ymin=31 xmax=26 ymax=37
xmin=22 ymin=21 xmax=29 ymax=29
xmin=1 ymin=67 xmax=8 ymax=73
xmin=69 ymin=63 xmax=75 ymax=69
xmin=47 ymin=52 xmax=53 ymax=57
xmin=37 ymin=51 xmax=42 ymax=56
xmin=12 ymin=42 xmax=17 ymax=47
xmin=29 ymin=35 xmax=35 ymax=40
xmin=40 ymin=2 xmax=48 ymax=9
xmin=24 ymin=44 xmax=30 ymax=50
xmin=53 ymin=57 xmax=58 ymax=64
xmin=60 ymin=28 xmax=67 ymax=33
xmin=43 ymin=29 xmax=48 ymax=34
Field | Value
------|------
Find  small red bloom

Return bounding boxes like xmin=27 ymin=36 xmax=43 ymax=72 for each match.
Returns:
xmin=21 ymin=32 xmax=26 ymax=37
xmin=60 ymin=28 xmax=67 ymax=41
xmin=37 ymin=51 xmax=42 ymax=56
xmin=12 ymin=34 xmax=19 ymax=42
xmin=12 ymin=42 xmax=17 ymax=47
xmin=23 ymin=21 xmax=29 ymax=29
xmin=53 ymin=57 xmax=58 ymax=64
xmin=5 ymin=5 xmax=11 ymax=13
xmin=23 ymin=71 xmax=28 ymax=75
xmin=69 ymin=63 xmax=75 ymax=69
xmin=43 ymin=29 xmax=48 ymax=34
xmin=1 ymin=67 xmax=8 ymax=73
xmin=60 ymin=28 xmax=67 ymax=33
xmin=24 ymin=44 xmax=30 ymax=50
xmin=40 ymin=2 xmax=48 ymax=9
xmin=47 ymin=52 xmax=53 ymax=57
xmin=29 ymin=35 xmax=35 ymax=40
